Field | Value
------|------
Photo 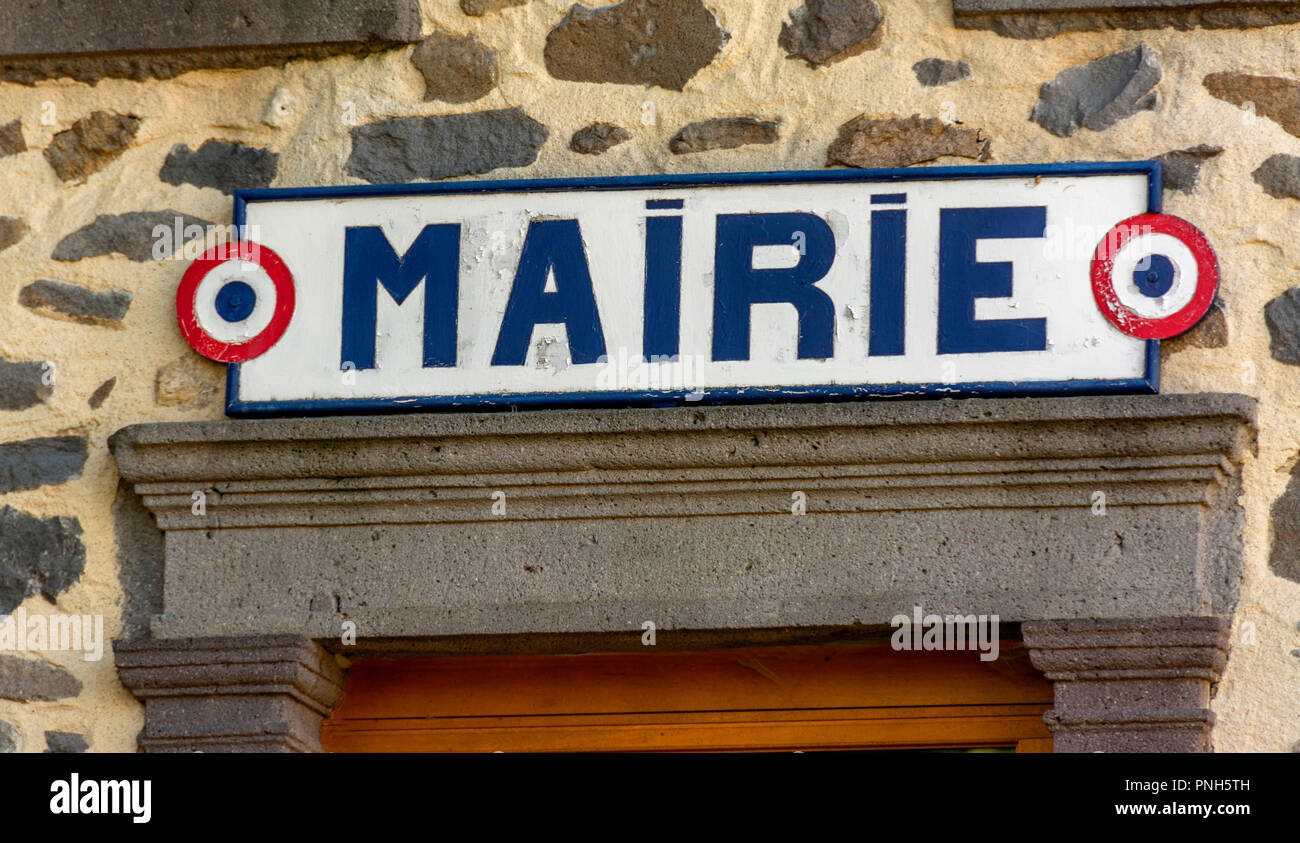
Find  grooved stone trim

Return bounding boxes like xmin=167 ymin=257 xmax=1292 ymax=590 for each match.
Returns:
xmin=114 ymin=635 xmax=345 ymax=753
xmin=109 ymin=395 xmax=1255 ymax=641
xmin=953 ymin=0 xmax=1300 ymax=36
xmin=0 ymin=0 xmax=424 ymax=85
xmin=1023 ymin=617 xmax=1229 ymax=752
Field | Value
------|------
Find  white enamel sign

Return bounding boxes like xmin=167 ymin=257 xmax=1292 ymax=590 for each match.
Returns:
xmin=190 ymin=165 xmax=1180 ymax=415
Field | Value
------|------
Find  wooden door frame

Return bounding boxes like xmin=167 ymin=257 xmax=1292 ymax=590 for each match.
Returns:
xmin=323 ymin=640 xmax=1054 ymax=753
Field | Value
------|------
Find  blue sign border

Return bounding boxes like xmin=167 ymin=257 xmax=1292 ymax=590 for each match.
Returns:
xmin=227 ymin=161 xmax=1162 ymax=417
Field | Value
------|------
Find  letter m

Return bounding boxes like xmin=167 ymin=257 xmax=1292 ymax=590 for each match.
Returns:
xmin=945 ymin=614 xmax=977 ymax=650
xmin=49 ymin=615 xmax=81 ymax=651
xmin=341 ymin=224 xmax=460 ymax=370
xmin=101 ymin=781 xmax=129 ymax=814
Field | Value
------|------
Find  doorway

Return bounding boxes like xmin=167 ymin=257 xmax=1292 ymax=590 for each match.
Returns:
xmin=323 ymin=641 xmax=1053 ymax=752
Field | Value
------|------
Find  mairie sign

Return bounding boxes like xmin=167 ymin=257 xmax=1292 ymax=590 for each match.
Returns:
xmin=175 ymin=164 xmax=1217 ymax=416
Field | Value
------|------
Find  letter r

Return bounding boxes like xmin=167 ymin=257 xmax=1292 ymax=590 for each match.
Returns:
xmin=712 ymin=212 xmax=836 ymax=361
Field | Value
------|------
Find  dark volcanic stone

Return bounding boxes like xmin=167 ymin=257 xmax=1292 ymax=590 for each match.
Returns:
xmin=44 ymin=731 xmax=89 ymax=753
xmin=410 ymin=32 xmax=498 ymax=103
xmin=913 ymin=58 xmax=971 ymax=87
xmin=1252 ymin=154 xmax=1300 ymax=200
xmin=827 ymin=113 xmax=991 ymax=168
xmin=1265 ymin=286 xmax=1300 ymax=365
xmin=0 ymin=119 xmax=25 ymax=157
xmin=569 ymin=123 xmax=633 ymax=154
xmin=1204 ymin=72 xmax=1300 ymax=138
xmin=159 ymin=140 xmax=278 ymax=194
xmin=0 ymin=506 xmax=85 ymax=614
xmin=1030 ymin=45 xmax=1161 ymax=137
xmin=1270 ymin=456 xmax=1300 ymax=584
xmin=0 ymin=357 xmax=52 ymax=411
xmin=346 ymin=108 xmax=548 ymax=183
xmin=669 ymin=117 xmax=779 ymax=154
xmin=52 ymin=210 xmax=213 ymax=262
xmin=1155 ymin=144 xmax=1223 ymax=194
xmin=88 ymin=378 xmax=116 ymax=410
xmin=1164 ymin=297 xmax=1228 ymax=352
xmin=780 ymin=0 xmax=884 ymax=68
xmin=544 ymin=0 xmax=728 ymax=91
xmin=0 ymin=655 xmax=82 ymax=702
xmin=0 ymin=216 xmax=28 ymax=253
xmin=43 ymin=111 xmax=141 ymax=182
xmin=0 ymin=436 xmax=88 ymax=493
xmin=19 ymin=279 xmax=132 ymax=326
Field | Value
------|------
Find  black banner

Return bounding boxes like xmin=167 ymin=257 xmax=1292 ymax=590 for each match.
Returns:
xmin=3 ymin=751 xmax=1285 ymax=830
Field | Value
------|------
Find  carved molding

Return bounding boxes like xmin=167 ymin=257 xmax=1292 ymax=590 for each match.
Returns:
xmin=1023 ymin=616 xmax=1230 ymax=752
xmin=108 ymin=394 xmax=1256 ymax=640
xmin=115 ymin=635 xmax=345 ymax=753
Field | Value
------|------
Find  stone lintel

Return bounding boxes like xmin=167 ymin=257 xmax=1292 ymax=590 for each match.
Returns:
xmin=952 ymin=0 xmax=1300 ymax=37
xmin=0 ymin=0 xmax=423 ymax=84
xmin=108 ymin=394 xmax=1256 ymax=640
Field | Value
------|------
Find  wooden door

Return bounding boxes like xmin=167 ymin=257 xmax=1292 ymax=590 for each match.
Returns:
xmin=323 ymin=642 xmax=1054 ymax=753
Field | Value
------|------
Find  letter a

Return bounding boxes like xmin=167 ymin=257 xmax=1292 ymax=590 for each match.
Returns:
xmin=492 ymin=219 xmax=607 ymax=366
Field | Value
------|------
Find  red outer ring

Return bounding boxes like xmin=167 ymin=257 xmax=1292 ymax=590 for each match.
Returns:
xmin=1090 ymin=212 xmax=1218 ymax=340
xmin=175 ymin=242 xmax=296 ymax=363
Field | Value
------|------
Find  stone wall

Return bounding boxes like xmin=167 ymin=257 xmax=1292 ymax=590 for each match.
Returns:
xmin=0 ymin=0 xmax=1297 ymax=752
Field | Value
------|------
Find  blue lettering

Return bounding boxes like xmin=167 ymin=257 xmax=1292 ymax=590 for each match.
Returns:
xmin=712 ymin=212 xmax=835 ymax=361
xmin=937 ymin=206 xmax=1047 ymax=355
xmin=341 ymin=224 xmax=460 ymax=370
xmin=868 ymin=207 xmax=906 ymax=356
xmin=491 ymin=219 xmax=607 ymax=366
xmin=643 ymin=215 xmax=683 ymax=360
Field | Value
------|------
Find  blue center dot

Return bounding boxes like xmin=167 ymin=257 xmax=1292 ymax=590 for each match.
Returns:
xmin=1133 ymin=254 xmax=1176 ymax=298
xmin=214 ymin=280 xmax=256 ymax=323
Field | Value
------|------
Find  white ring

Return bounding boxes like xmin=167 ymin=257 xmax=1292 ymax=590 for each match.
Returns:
xmin=193 ymin=260 xmax=278 ymax=345
xmin=1109 ymin=232 xmax=1199 ymax=320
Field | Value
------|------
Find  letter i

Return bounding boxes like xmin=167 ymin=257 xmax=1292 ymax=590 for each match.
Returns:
xmin=868 ymin=198 xmax=907 ymax=357
xmin=643 ymin=213 xmax=683 ymax=359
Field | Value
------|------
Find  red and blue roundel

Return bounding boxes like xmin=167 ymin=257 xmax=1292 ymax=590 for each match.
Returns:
xmin=1090 ymin=212 xmax=1218 ymax=340
xmin=176 ymin=242 xmax=295 ymax=362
